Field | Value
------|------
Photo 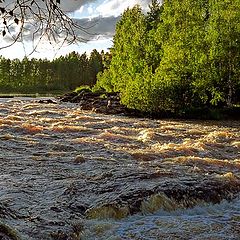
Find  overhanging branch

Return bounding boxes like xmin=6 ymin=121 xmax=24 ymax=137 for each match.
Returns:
xmin=0 ymin=0 xmax=91 ymax=52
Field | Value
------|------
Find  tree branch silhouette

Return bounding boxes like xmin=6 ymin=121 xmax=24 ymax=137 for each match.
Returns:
xmin=0 ymin=0 xmax=91 ymax=53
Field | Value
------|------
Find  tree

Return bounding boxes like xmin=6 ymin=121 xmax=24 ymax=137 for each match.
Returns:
xmin=154 ymin=0 xmax=209 ymax=111
xmin=0 ymin=56 xmax=11 ymax=91
xmin=146 ymin=0 xmax=163 ymax=30
xmin=95 ymin=5 xmax=164 ymax=112
xmin=0 ymin=0 xmax=88 ymax=52
xmin=96 ymin=6 xmax=148 ymax=93
xmin=206 ymin=0 xmax=240 ymax=106
xmin=97 ymin=0 xmax=240 ymax=113
xmin=145 ymin=0 xmax=163 ymax=72
xmin=89 ymin=49 xmax=103 ymax=86
xmin=0 ymin=49 xmax=106 ymax=93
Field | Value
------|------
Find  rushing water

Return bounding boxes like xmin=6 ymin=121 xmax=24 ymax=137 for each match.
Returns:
xmin=0 ymin=98 xmax=239 ymax=239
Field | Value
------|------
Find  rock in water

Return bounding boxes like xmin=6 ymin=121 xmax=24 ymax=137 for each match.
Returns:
xmin=74 ymin=155 xmax=86 ymax=164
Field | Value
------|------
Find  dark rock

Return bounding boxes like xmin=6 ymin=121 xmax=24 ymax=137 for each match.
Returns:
xmin=74 ymin=155 xmax=85 ymax=164
xmin=0 ymin=222 xmax=22 ymax=240
xmin=84 ymin=175 xmax=240 ymax=219
xmin=37 ymin=99 xmax=57 ymax=104
xmin=58 ymin=90 xmax=130 ymax=115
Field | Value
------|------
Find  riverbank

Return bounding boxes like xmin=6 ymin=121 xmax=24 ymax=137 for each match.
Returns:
xmin=58 ymin=90 xmax=240 ymax=120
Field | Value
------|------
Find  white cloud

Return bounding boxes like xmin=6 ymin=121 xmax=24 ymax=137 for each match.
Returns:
xmin=0 ymin=38 xmax=112 ymax=60
xmin=0 ymin=0 xmax=153 ymax=59
xmin=96 ymin=0 xmax=151 ymax=17
xmin=77 ymin=5 xmax=85 ymax=14
xmin=87 ymin=5 xmax=94 ymax=15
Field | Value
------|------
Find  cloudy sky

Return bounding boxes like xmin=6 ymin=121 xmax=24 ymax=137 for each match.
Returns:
xmin=0 ymin=0 xmax=152 ymax=59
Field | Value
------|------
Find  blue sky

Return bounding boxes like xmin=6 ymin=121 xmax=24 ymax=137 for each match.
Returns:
xmin=0 ymin=0 xmax=152 ymax=59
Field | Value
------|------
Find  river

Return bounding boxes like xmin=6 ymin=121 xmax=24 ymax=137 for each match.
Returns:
xmin=0 ymin=98 xmax=239 ymax=239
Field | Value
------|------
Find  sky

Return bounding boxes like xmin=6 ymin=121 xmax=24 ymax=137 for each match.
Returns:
xmin=0 ymin=0 xmax=152 ymax=59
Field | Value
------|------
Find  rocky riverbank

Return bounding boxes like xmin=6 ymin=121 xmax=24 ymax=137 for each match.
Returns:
xmin=57 ymin=90 xmax=240 ymax=120
xmin=58 ymin=90 xmax=131 ymax=116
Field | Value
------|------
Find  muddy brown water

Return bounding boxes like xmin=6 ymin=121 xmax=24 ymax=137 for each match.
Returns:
xmin=0 ymin=98 xmax=239 ymax=239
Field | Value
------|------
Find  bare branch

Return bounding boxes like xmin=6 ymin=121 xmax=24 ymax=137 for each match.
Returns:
xmin=0 ymin=0 xmax=91 ymax=53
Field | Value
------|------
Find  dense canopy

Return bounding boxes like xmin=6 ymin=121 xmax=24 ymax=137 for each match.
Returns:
xmin=96 ymin=0 xmax=240 ymax=114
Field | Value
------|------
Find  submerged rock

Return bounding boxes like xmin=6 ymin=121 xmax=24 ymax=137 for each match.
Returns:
xmin=86 ymin=205 xmax=130 ymax=220
xmin=74 ymin=155 xmax=86 ymax=164
xmin=84 ymin=176 xmax=240 ymax=220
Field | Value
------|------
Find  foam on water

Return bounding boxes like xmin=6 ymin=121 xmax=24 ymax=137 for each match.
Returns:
xmin=82 ymin=197 xmax=240 ymax=240
xmin=0 ymin=98 xmax=239 ymax=239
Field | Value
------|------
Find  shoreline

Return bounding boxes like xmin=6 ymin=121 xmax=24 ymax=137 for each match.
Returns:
xmin=57 ymin=90 xmax=240 ymax=121
xmin=1 ymin=92 xmax=239 ymax=120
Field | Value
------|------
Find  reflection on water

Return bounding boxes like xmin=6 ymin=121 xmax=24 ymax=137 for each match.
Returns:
xmin=0 ymin=98 xmax=239 ymax=239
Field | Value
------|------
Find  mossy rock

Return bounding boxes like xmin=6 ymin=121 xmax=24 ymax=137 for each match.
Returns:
xmin=74 ymin=86 xmax=92 ymax=94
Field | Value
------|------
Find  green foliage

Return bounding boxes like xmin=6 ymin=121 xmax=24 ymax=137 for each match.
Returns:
xmin=0 ymin=49 xmax=106 ymax=94
xmin=96 ymin=0 xmax=240 ymax=114
xmin=112 ymin=5 xmax=148 ymax=92
xmin=96 ymin=5 xmax=157 ymax=111
xmin=146 ymin=0 xmax=163 ymax=30
xmin=206 ymin=0 xmax=240 ymax=106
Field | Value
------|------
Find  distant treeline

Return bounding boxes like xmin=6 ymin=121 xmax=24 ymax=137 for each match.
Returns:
xmin=95 ymin=0 xmax=240 ymax=114
xmin=0 ymin=50 xmax=110 ymax=93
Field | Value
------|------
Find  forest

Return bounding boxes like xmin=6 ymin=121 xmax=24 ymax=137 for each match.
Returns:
xmin=96 ymin=0 xmax=240 ymax=114
xmin=0 ymin=50 xmax=110 ymax=94
xmin=1 ymin=0 xmax=240 ymax=115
